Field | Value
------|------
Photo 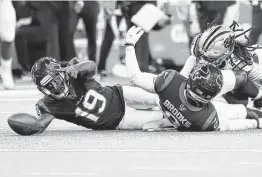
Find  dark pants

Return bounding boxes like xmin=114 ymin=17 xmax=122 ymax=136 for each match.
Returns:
xmin=98 ymin=16 xmax=123 ymax=71
xmin=125 ymin=19 xmax=150 ymax=72
xmin=249 ymin=6 xmax=262 ymax=45
xmin=56 ymin=11 xmax=77 ymax=62
xmin=78 ymin=1 xmax=99 ymax=62
xmin=197 ymin=8 xmax=226 ymax=32
xmin=15 ymin=23 xmax=58 ymax=71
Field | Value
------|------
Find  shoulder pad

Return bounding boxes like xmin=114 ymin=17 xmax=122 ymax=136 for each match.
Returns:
xmin=154 ymin=69 xmax=177 ymax=93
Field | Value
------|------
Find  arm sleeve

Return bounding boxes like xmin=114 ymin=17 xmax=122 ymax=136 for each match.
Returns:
xmin=179 ymin=55 xmax=197 ymax=78
xmin=125 ymin=46 xmax=156 ymax=93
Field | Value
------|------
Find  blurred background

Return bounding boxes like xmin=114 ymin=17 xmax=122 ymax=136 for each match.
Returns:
xmin=1 ymin=0 xmax=262 ymax=88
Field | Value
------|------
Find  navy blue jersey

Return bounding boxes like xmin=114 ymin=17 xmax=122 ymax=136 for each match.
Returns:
xmin=154 ymin=70 xmax=219 ymax=131
xmin=36 ymin=58 xmax=125 ymax=130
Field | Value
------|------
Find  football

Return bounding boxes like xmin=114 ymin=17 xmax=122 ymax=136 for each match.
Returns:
xmin=7 ymin=113 xmax=42 ymax=136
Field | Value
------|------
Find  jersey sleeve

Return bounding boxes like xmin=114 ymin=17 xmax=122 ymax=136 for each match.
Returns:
xmin=154 ymin=69 xmax=177 ymax=93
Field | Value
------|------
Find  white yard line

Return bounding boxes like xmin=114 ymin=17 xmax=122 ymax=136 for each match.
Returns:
xmin=21 ymin=172 xmax=97 ymax=176
xmin=0 ymin=99 xmax=39 ymax=102
xmin=1 ymin=149 xmax=262 ymax=153
xmin=0 ymin=89 xmax=40 ymax=96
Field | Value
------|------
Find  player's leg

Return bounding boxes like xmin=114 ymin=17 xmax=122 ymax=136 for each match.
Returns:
xmin=211 ymin=101 xmax=261 ymax=131
xmin=117 ymin=108 xmax=165 ymax=130
xmin=248 ymin=62 xmax=262 ymax=89
xmin=211 ymin=101 xmax=247 ymax=121
xmin=0 ymin=0 xmax=16 ymax=89
xmin=222 ymin=2 xmax=239 ymax=26
xmin=217 ymin=70 xmax=262 ymax=101
xmin=218 ymin=119 xmax=260 ymax=131
xmin=249 ymin=5 xmax=262 ymax=45
xmin=122 ymin=85 xmax=159 ymax=110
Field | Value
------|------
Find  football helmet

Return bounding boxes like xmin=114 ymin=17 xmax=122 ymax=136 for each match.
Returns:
xmin=196 ymin=25 xmax=235 ymax=66
xmin=31 ymin=57 xmax=70 ymax=100
xmin=226 ymin=41 xmax=255 ymax=72
xmin=186 ymin=63 xmax=223 ymax=104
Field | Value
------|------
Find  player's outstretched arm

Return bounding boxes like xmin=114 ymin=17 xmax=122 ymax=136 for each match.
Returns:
xmin=37 ymin=113 xmax=55 ymax=134
xmin=35 ymin=102 xmax=55 ymax=134
xmin=180 ymin=55 xmax=197 ymax=78
xmin=56 ymin=58 xmax=97 ymax=79
xmin=125 ymin=26 xmax=157 ymax=93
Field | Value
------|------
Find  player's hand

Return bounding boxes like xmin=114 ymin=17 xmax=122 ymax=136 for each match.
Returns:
xmin=55 ymin=65 xmax=79 ymax=78
xmin=125 ymin=26 xmax=144 ymax=46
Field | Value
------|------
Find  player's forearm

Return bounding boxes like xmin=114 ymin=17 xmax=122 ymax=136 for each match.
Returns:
xmin=37 ymin=114 xmax=55 ymax=134
xmin=125 ymin=46 xmax=141 ymax=78
xmin=76 ymin=61 xmax=97 ymax=77
xmin=125 ymin=46 xmax=156 ymax=93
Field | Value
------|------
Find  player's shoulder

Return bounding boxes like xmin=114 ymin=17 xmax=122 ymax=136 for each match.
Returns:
xmin=154 ymin=69 xmax=180 ymax=93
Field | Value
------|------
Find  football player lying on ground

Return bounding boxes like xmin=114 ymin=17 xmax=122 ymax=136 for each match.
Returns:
xmin=17 ymin=56 xmax=170 ymax=135
xmin=180 ymin=22 xmax=262 ymax=107
xmin=124 ymin=25 xmax=262 ymax=131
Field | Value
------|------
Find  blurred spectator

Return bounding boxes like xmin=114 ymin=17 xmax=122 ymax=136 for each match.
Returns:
xmin=0 ymin=0 xmax=16 ymax=89
xmin=73 ymin=0 xmax=99 ymax=62
xmin=195 ymin=1 xmax=237 ymax=32
xmin=14 ymin=1 xmax=58 ymax=72
xmin=177 ymin=0 xmax=238 ymax=51
xmin=121 ymin=1 xmax=171 ymax=72
xmin=48 ymin=1 xmax=77 ymax=62
xmin=98 ymin=1 xmax=126 ymax=77
xmin=249 ymin=0 xmax=262 ymax=45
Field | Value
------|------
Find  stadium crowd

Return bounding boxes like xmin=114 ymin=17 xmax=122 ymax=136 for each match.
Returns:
xmin=0 ymin=0 xmax=262 ymax=90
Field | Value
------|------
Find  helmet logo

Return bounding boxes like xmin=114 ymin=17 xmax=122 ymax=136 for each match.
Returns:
xmin=179 ymin=104 xmax=186 ymax=112
xmin=224 ymin=36 xmax=234 ymax=49
xmin=192 ymin=64 xmax=210 ymax=81
xmin=216 ymin=75 xmax=223 ymax=89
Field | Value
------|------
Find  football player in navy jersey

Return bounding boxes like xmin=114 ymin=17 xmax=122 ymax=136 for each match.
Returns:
xmin=26 ymin=56 xmax=168 ymax=135
xmin=180 ymin=23 xmax=262 ymax=107
xmin=125 ymin=25 xmax=262 ymax=131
